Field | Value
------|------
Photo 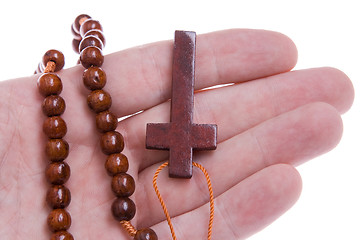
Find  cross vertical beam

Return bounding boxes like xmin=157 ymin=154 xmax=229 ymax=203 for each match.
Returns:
xmin=146 ymin=31 xmax=217 ymax=178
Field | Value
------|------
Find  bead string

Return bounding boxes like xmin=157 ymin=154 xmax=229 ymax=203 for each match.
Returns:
xmin=44 ymin=61 xmax=56 ymax=73
xmin=73 ymin=15 xmax=160 ymax=240
xmin=120 ymin=220 xmax=138 ymax=237
xmin=34 ymin=14 xmax=216 ymax=240
xmin=153 ymin=162 xmax=215 ymax=240
xmin=36 ymin=50 xmax=74 ymax=240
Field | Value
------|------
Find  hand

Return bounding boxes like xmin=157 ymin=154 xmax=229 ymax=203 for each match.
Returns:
xmin=0 ymin=29 xmax=354 ymax=239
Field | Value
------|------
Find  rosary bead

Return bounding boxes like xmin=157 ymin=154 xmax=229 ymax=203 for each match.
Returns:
xmin=105 ymin=153 xmax=129 ymax=176
xmin=96 ymin=110 xmax=118 ymax=133
xmin=72 ymin=38 xmax=81 ymax=54
xmin=46 ymin=185 xmax=71 ymax=209
xmin=111 ymin=173 xmax=135 ymax=197
xmin=45 ymin=138 xmax=69 ymax=161
xmin=74 ymin=14 xmax=91 ymax=33
xmin=42 ymin=49 xmax=65 ymax=72
xmin=71 ymin=23 xmax=81 ymax=40
xmin=36 ymin=62 xmax=43 ymax=74
xmin=134 ymin=228 xmax=158 ymax=240
xmin=87 ymin=89 xmax=112 ymax=113
xmin=79 ymin=36 xmax=103 ymax=52
xmin=80 ymin=19 xmax=102 ymax=37
xmin=80 ymin=46 xmax=104 ymax=68
xmin=43 ymin=116 xmax=67 ymax=139
xmin=84 ymin=29 xmax=106 ymax=47
xmin=100 ymin=131 xmax=124 ymax=155
xmin=47 ymin=209 xmax=72 ymax=232
xmin=111 ymin=197 xmax=136 ymax=221
xmin=71 ymin=23 xmax=81 ymax=41
xmin=37 ymin=73 xmax=63 ymax=97
xmin=45 ymin=162 xmax=71 ymax=185
xmin=83 ymin=66 xmax=107 ymax=90
xmin=50 ymin=231 xmax=74 ymax=240
xmin=42 ymin=95 xmax=66 ymax=116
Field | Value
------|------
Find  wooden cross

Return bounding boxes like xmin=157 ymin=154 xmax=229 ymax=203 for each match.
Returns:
xmin=146 ymin=31 xmax=217 ymax=178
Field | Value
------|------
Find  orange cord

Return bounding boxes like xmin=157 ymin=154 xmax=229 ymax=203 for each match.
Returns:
xmin=153 ymin=161 xmax=215 ymax=240
xmin=120 ymin=220 xmax=137 ymax=237
xmin=43 ymin=61 xmax=56 ymax=73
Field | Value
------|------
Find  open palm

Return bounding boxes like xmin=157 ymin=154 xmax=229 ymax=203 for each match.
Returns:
xmin=0 ymin=29 xmax=354 ymax=239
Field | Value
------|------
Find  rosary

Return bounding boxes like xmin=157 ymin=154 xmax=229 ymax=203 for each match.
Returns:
xmin=36 ymin=14 xmax=217 ymax=240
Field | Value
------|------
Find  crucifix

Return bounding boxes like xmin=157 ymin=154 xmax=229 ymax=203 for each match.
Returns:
xmin=146 ymin=31 xmax=217 ymax=178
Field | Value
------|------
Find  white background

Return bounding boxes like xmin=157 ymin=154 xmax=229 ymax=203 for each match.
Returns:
xmin=0 ymin=0 xmax=359 ymax=239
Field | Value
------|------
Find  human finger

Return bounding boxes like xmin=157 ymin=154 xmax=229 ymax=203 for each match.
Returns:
xmin=151 ymin=164 xmax=302 ymax=240
xmin=135 ymin=102 xmax=342 ymax=225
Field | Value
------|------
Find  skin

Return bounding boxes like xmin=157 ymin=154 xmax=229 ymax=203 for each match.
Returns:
xmin=0 ymin=29 xmax=354 ymax=240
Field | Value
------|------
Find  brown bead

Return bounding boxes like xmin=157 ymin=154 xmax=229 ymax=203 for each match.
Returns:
xmin=42 ymin=95 xmax=66 ymax=116
xmin=43 ymin=116 xmax=67 ymax=139
xmin=111 ymin=173 xmax=135 ymax=197
xmin=134 ymin=228 xmax=158 ymax=240
xmin=36 ymin=62 xmax=43 ymax=74
xmin=87 ymin=89 xmax=112 ymax=113
xmin=105 ymin=153 xmax=129 ymax=176
xmin=79 ymin=36 xmax=103 ymax=52
xmin=100 ymin=131 xmax=124 ymax=155
xmin=42 ymin=50 xmax=65 ymax=72
xmin=80 ymin=19 xmax=102 ymax=36
xmin=111 ymin=197 xmax=136 ymax=221
xmin=50 ymin=231 xmax=74 ymax=240
xmin=37 ymin=73 xmax=62 ymax=97
xmin=39 ymin=62 xmax=45 ymax=72
xmin=72 ymin=38 xmax=81 ymax=53
xmin=71 ymin=23 xmax=81 ymax=40
xmin=45 ymin=162 xmax=71 ymax=184
xmin=46 ymin=185 xmax=71 ymax=209
xmin=96 ymin=110 xmax=117 ymax=132
xmin=83 ymin=66 xmax=107 ymax=90
xmin=84 ymin=29 xmax=106 ymax=47
xmin=45 ymin=138 xmax=69 ymax=161
xmin=80 ymin=46 xmax=104 ymax=68
xmin=73 ymin=14 xmax=91 ymax=33
xmin=47 ymin=209 xmax=71 ymax=232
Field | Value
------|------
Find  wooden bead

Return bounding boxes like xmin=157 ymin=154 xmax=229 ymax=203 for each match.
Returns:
xmin=111 ymin=173 xmax=135 ymax=197
xmin=87 ymin=89 xmax=112 ymax=113
xmin=50 ymin=231 xmax=74 ymax=240
xmin=72 ymin=38 xmax=81 ymax=53
xmin=42 ymin=50 xmax=65 ymax=72
xmin=39 ymin=62 xmax=45 ymax=72
xmin=100 ymin=131 xmax=124 ymax=155
xmin=43 ymin=116 xmax=67 ymax=139
xmin=74 ymin=14 xmax=91 ymax=33
xmin=79 ymin=36 xmax=103 ymax=52
xmin=96 ymin=110 xmax=118 ymax=132
xmin=134 ymin=228 xmax=158 ymax=240
xmin=80 ymin=19 xmax=102 ymax=36
xmin=46 ymin=185 xmax=71 ymax=209
xmin=71 ymin=23 xmax=81 ymax=40
xmin=47 ymin=209 xmax=71 ymax=232
xmin=42 ymin=95 xmax=66 ymax=116
xmin=45 ymin=162 xmax=71 ymax=185
xmin=105 ymin=153 xmax=129 ymax=176
xmin=84 ymin=29 xmax=106 ymax=47
xmin=36 ymin=62 xmax=43 ymax=74
xmin=80 ymin=46 xmax=104 ymax=68
xmin=111 ymin=197 xmax=136 ymax=221
xmin=37 ymin=73 xmax=62 ymax=97
xmin=45 ymin=138 xmax=69 ymax=161
xmin=83 ymin=66 xmax=107 ymax=90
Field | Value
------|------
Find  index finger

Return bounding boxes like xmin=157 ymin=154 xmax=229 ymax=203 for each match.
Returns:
xmin=65 ymin=29 xmax=298 ymax=118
